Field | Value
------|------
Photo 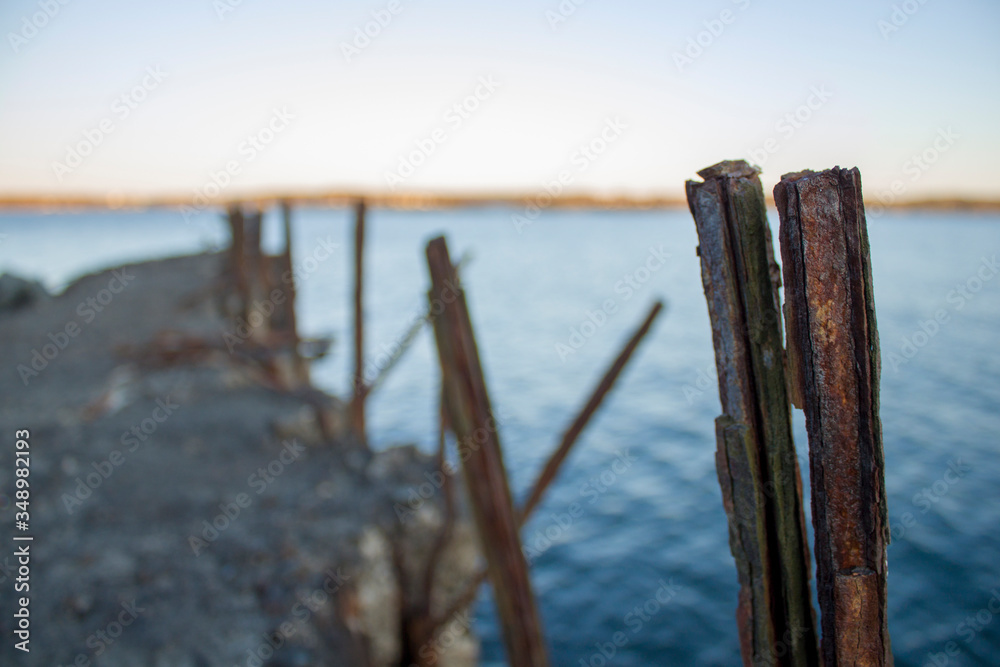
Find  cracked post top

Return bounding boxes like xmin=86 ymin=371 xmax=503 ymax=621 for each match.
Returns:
xmin=778 ymin=166 xmax=861 ymax=184
xmin=695 ymin=159 xmax=761 ymax=181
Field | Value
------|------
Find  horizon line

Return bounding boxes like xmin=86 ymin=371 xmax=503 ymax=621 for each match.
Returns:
xmin=1 ymin=189 xmax=999 ymax=213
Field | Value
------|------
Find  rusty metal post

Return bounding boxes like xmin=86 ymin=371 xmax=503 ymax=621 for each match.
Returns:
xmin=280 ymin=201 xmax=309 ymax=386
xmin=437 ymin=300 xmax=665 ymax=628
xmin=227 ymin=205 xmax=248 ymax=311
xmin=425 ymin=236 xmax=549 ymax=667
xmin=687 ymin=160 xmax=818 ymax=667
xmin=520 ymin=300 xmax=664 ymax=522
xmin=351 ymin=199 xmax=367 ymax=446
xmin=243 ymin=209 xmax=267 ymax=328
xmin=775 ymin=167 xmax=892 ymax=667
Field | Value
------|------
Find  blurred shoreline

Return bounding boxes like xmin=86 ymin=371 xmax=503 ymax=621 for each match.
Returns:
xmin=2 ymin=191 xmax=999 ymax=213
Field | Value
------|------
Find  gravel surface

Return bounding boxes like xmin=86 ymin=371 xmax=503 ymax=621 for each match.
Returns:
xmin=0 ymin=253 xmax=478 ymax=667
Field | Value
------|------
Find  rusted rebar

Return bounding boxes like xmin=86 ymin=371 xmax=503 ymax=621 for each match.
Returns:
xmin=775 ymin=167 xmax=892 ymax=667
xmin=280 ymin=201 xmax=309 ymax=387
xmin=425 ymin=235 xmax=549 ymax=667
xmin=227 ymin=205 xmax=248 ymax=310
xmin=351 ymin=199 xmax=367 ymax=446
xmin=687 ymin=160 xmax=818 ymax=667
xmin=243 ymin=209 xmax=265 ymax=301
xmin=359 ymin=252 xmax=472 ymax=401
xmin=520 ymin=299 xmax=664 ymax=522
xmin=434 ymin=299 xmax=665 ymax=634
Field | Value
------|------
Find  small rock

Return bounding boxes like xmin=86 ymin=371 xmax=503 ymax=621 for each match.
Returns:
xmin=0 ymin=273 xmax=49 ymax=312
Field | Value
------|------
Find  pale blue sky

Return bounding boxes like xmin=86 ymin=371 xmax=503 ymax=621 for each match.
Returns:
xmin=0 ymin=0 xmax=997 ymax=201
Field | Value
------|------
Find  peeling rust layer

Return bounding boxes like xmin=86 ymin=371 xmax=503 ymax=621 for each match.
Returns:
xmin=775 ymin=167 xmax=892 ymax=667
xmin=688 ymin=160 xmax=819 ymax=667
xmin=425 ymin=237 xmax=549 ymax=667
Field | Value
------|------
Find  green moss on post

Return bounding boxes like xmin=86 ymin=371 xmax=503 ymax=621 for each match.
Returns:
xmin=687 ymin=160 xmax=819 ymax=667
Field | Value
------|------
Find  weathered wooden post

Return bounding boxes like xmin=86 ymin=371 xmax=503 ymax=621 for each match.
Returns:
xmin=351 ymin=199 xmax=367 ymax=446
xmin=425 ymin=236 xmax=549 ymax=667
xmin=775 ymin=168 xmax=892 ymax=666
xmin=686 ymin=160 xmax=818 ymax=667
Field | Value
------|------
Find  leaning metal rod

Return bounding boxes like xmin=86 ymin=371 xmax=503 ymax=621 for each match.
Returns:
xmin=431 ymin=300 xmax=664 ymax=631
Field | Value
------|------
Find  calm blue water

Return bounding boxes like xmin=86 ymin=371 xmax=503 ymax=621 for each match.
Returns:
xmin=1 ymin=208 xmax=998 ymax=666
